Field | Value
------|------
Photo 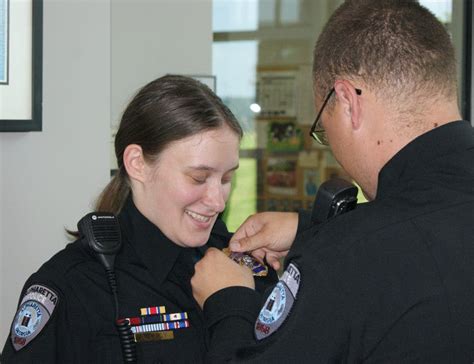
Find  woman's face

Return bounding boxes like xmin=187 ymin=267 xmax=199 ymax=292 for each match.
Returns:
xmin=134 ymin=126 xmax=240 ymax=248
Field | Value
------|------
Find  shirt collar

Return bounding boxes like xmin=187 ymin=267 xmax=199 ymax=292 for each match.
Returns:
xmin=118 ymin=196 xmax=183 ymax=286
xmin=377 ymin=120 xmax=474 ymax=198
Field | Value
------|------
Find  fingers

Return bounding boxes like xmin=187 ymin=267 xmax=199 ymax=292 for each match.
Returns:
xmin=250 ymin=249 xmax=266 ymax=263
xmin=266 ymin=253 xmax=282 ymax=271
xmin=191 ymin=247 xmax=256 ymax=308
xmin=192 ymin=248 xmax=225 ymax=308
xmin=229 ymin=233 xmax=262 ymax=253
xmin=230 ymin=214 xmax=263 ymax=250
xmin=230 ymin=213 xmax=274 ymax=252
xmin=248 ymin=249 xmax=281 ymax=271
xmin=230 ymin=212 xmax=298 ymax=254
xmin=231 ymin=214 xmax=259 ymax=242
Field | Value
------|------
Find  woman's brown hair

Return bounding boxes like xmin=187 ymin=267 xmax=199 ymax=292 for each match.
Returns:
xmin=95 ymin=74 xmax=242 ymax=214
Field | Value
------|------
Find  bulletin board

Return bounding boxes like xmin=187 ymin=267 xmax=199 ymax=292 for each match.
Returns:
xmin=255 ymin=66 xmax=353 ymax=213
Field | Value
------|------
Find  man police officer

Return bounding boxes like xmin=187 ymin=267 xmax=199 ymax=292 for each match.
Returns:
xmin=191 ymin=0 xmax=474 ymax=362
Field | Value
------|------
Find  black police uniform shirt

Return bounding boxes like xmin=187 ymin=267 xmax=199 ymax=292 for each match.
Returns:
xmin=2 ymin=197 xmax=277 ymax=363
xmin=203 ymin=120 xmax=474 ymax=363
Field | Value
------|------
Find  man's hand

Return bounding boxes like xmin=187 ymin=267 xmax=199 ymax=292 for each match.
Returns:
xmin=191 ymin=248 xmax=255 ymax=309
xmin=228 ymin=212 xmax=298 ymax=271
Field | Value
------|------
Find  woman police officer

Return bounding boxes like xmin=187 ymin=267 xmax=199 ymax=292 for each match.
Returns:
xmin=2 ymin=75 xmax=276 ymax=363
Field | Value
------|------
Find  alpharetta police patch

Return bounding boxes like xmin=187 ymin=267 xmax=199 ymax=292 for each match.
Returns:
xmin=255 ymin=263 xmax=300 ymax=340
xmin=10 ymin=284 xmax=59 ymax=351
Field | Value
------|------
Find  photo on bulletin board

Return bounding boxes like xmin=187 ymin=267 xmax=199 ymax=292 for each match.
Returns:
xmin=267 ymin=120 xmax=303 ymax=152
xmin=256 ymin=71 xmax=297 ymax=118
xmin=303 ymin=169 xmax=320 ymax=197
xmin=0 ymin=0 xmax=43 ymax=132
xmin=265 ymin=157 xmax=297 ymax=196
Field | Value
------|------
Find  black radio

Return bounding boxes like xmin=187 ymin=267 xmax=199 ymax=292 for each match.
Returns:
xmin=311 ymin=178 xmax=358 ymax=224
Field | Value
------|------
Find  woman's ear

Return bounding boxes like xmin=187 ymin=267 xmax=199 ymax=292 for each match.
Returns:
xmin=123 ymin=144 xmax=147 ymax=183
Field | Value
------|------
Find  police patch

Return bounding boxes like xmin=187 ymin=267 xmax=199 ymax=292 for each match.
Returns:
xmin=255 ymin=263 xmax=300 ymax=340
xmin=10 ymin=284 xmax=59 ymax=351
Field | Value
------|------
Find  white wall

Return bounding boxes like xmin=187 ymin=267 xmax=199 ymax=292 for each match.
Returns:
xmin=111 ymin=0 xmax=212 ymax=129
xmin=0 ymin=0 xmax=111 ymax=341
xmin=0 ymin=0 xmax=212 ymax=346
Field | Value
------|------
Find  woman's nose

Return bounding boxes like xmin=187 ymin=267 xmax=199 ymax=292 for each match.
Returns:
xmin=203 ymin=183 xmax=226 ymax=212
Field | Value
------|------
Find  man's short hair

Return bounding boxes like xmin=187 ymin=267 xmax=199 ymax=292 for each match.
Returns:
xmin=312 ymin=0 xmax=457 ymax=103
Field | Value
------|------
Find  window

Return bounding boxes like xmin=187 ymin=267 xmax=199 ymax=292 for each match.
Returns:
xmin=214 ymin=0 xmax=472 ymax=230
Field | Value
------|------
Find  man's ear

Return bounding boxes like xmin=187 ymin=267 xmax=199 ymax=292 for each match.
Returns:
xmin=123 ymin=144 xmax=147 ymax=183
xmin=334 ymin=80 xmax=362 ymax=130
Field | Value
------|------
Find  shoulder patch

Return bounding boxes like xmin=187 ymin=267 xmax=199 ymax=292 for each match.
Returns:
xmin=255 ymin=263 xmax=300 ymax=340
xmin=10 ymin=284 xmax=59 ymax=351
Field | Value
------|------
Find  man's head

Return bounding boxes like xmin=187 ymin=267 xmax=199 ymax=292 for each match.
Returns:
xmin=313 ymin=0 xmax=457 ymax=106
xmin=312 ymin=0 xmax=461 ymax=199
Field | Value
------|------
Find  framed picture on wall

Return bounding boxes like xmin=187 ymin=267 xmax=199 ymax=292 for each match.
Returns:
xmin=0 ymin=0 xmax=42 ymax=132
xmin=0 ymin=0 xmax=7 ymax=85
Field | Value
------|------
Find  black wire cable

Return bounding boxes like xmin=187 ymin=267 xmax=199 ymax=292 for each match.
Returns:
xmin=106 ymin=268 xmax=137 ymax=363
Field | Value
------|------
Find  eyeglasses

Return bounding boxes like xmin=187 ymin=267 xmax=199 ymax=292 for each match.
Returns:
xmin=309 ymin=87 xmax=362 ymax=145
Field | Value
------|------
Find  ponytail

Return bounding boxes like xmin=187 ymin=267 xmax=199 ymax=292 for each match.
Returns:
xmin=94 ymin=167 xmax=130 ymax=214
xmin=66 ymin=168 xmax=129 ymax=239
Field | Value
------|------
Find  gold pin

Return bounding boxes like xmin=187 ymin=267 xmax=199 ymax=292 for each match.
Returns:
xmin=134 ymin=331 xmax=174 ymax=342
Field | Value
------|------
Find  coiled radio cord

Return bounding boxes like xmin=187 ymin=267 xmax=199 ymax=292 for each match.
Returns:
xmin=106 ymin=268 xmax=137 ymax=363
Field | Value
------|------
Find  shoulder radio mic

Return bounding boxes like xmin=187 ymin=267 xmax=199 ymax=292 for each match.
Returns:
xmin=311 ymin=178 xmax=358 ymax=224
xmin=77 ymin=212 xmax=137 ymax=363
xmin=78 ymin=212 xmax=122 ymax=271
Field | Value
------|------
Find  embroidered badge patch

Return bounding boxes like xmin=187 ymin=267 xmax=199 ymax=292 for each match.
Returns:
xmin=255 ymin=263 xmax=300 ymax=340
xmin=10 ymin=284 xmax=59 ymax=351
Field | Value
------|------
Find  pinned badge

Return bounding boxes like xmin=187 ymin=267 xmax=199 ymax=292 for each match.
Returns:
xmin=255 ymin=263 xmax=300 ymax=340
xmin=10 ymin=284 xmax=59 ymax=351
xmin=222 ymin=248 xmax=268 ymax=276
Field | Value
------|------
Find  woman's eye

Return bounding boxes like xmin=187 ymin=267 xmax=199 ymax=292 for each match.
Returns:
xmin=191 ymin=176 xmax=206 ymax=184
xmin=222 ymin=174 xmax=234 ymax=184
